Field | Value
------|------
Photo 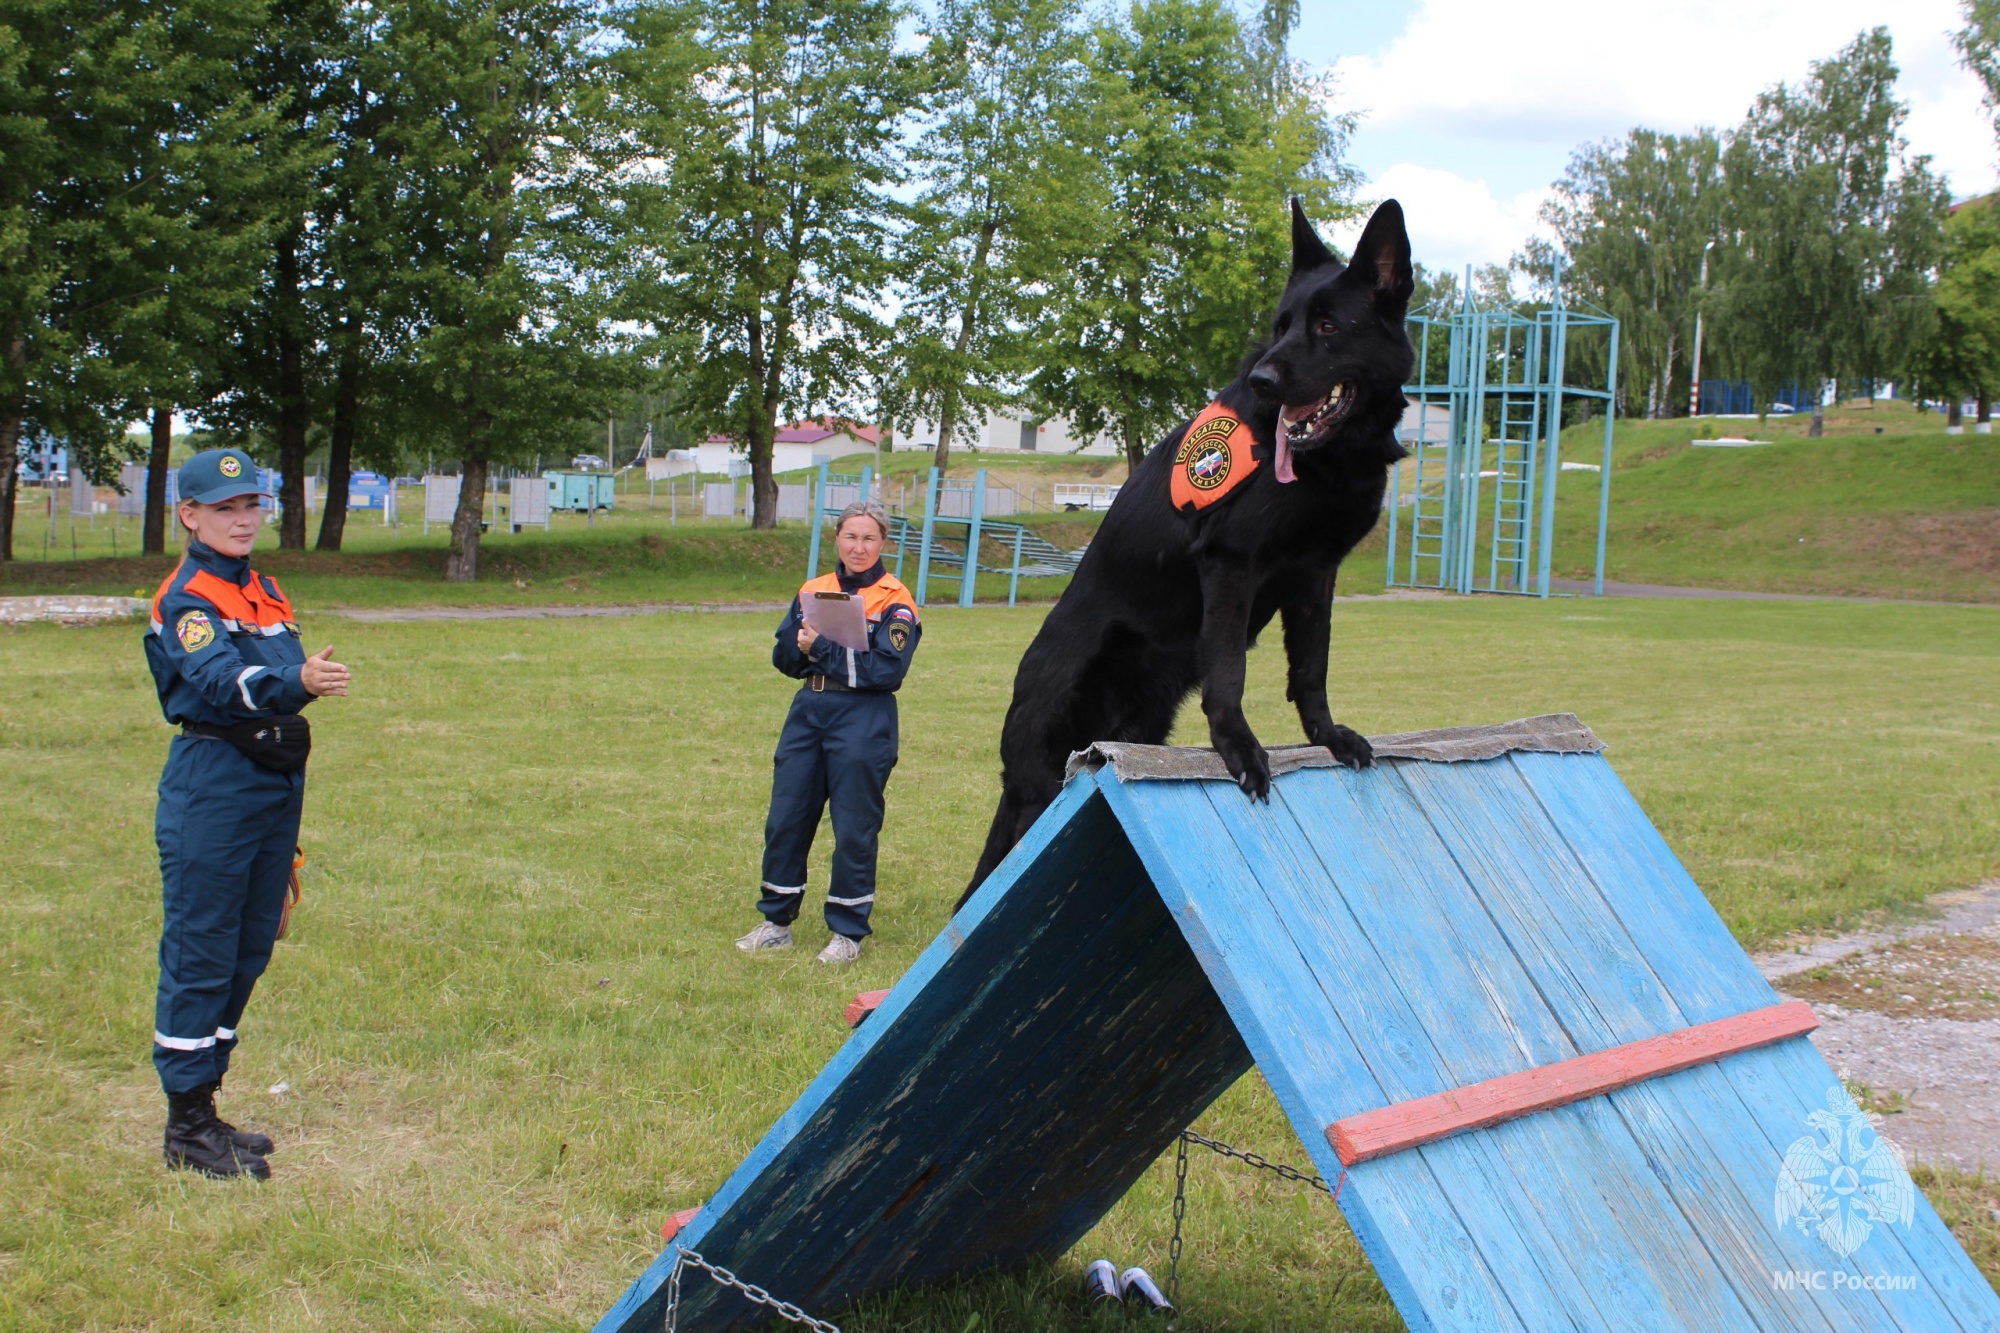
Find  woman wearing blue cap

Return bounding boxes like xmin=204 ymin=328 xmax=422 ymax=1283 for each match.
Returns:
xmin=143 ymin=447 xmax=350 ymax=1179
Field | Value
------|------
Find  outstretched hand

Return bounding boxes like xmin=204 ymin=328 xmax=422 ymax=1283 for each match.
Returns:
xmin=301 ymin=644 xmax=351 ymax=698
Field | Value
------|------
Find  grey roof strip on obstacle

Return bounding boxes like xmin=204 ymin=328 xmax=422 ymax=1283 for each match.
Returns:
xmin=1064 ymin=712 xmax=1604 ymax=782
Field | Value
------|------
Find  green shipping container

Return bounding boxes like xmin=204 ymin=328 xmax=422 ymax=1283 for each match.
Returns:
xmin=545 ymin=471 xmax=615 ymax=512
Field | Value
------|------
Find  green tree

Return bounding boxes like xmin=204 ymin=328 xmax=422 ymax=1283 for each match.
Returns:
xmin=1956 ymin=0 xmax=2000 ymax=155
xmin=1024 ymin=0 xmax=1354 ymax=471
xmin=1534 ymin=128 xmax=1725 ymax=418
xmin=197 ymin=0 xmax=344 ymax=550
xmin=383 ymin=0 xmax=631 ymax=581
xmin=1710 ymin=27 xmax=1947 ymax=435
xmin=1912 ymin=198 xmax=2000 ymax=426
xmin=616 ymin=0 xmax=916 ymax=529
xmin=0 ymin=0 xmax=273 ymax=560
xmin=886 ymin=0 xmax=1090 ymax=475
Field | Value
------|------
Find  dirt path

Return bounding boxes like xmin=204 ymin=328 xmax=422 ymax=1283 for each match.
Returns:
xmin=1551 ymin=577 xmax=1999 ymax=608
xmin=332 ymin=600 xmax=788 ymax=622
xmin=1754 ymin=883 xmax=2000 ymax=1171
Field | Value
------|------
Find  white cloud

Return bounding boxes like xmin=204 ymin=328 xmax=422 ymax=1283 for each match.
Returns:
xmin=1332 ymin=165 xmax=1550 ymax=273
xmin=1317 ymin=0 xmax=1997 ymax=276
xmin=1336 ymin=0 xmax=1982 ymax=168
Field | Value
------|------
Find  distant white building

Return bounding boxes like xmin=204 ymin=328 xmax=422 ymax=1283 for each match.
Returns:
xmin=646 ymin=418 xmax=881 ymax=478
xmin=901 ymin=407 xmax=1118 ymax=457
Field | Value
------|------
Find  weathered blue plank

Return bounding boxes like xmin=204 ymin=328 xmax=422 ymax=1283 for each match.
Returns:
xmin=1512 ymin=753 xmax=1997 ymax=1330
xmin=599 ymin=781 xmax=1245 ymax=1332
xmin=1097 ymin=772 xmax=1525 ymax=1332
xmin=1212 ymin=768 xmax=1652 ymax=1329
xmin=1236 ymin=767 xmax=1755 ymax=1331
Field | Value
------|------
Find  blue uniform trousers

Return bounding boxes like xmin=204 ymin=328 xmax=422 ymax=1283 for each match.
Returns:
xmin=759 ymin=688 xmax=898 ymax=939
xmin=153 ymin=736 xmax=305 ymax=1093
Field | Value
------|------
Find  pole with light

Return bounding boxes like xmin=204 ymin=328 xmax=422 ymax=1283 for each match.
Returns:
xmin=1687 ymin=239 xmax=1716 ymax=417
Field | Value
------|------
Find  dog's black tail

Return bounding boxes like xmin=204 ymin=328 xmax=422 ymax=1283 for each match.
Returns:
xmin=955 ymin=785 xmax=1050 ymax=911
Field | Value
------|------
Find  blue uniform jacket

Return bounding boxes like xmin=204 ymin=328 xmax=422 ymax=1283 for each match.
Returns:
xmin=772 ymin=563 xmax=921 ymax=691
xmin=146 ymin=540 xmax=314 ymax=726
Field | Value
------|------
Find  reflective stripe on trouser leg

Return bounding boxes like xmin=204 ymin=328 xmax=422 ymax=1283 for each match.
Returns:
xmin=823 ymin=693 xmax=897 ymax=940
xmin=759 ymin=692 xmax=828 ymax=927
xmin=153 ymin=736 xmax=304 ymax=1094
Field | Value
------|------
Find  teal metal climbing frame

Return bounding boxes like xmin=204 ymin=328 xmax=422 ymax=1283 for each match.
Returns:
xmin=1386 ymin=262 xmax=1620 ymax=597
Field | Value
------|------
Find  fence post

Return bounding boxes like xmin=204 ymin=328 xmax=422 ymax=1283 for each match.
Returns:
xmin=1007 ymin=524 xmax=1026 ymax=607
xmin=915 ymin=466 xmax=940 ymax=607
xmin=805 ymin=461 xmax=829 ymax=580
xmin=959 ymin=468 xmax=987 ymax=608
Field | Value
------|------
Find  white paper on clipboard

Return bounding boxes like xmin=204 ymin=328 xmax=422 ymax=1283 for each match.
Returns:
xmin=803 ymin=591 xmax=870 ymax=652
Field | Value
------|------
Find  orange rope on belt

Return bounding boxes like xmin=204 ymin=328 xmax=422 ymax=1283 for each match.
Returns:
xmin=277 ymin=846 xmax=304 ymax=940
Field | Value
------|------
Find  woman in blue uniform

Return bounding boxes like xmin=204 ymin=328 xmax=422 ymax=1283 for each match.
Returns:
xmin=144 ymin=448 xmax=350 ymax=1179
xmin=738 ymin=501 xmax=920 ymax=964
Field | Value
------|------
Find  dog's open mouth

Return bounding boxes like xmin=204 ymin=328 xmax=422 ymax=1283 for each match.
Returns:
xmin=1275 ymin=384 xmax=1355 ymax=481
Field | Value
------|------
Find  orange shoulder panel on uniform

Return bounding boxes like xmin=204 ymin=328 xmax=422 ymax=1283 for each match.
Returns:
xmin=799 ymin=572 xmax=844 ymax=602
xmin=182 ymin=569 xmax=258 ymax=624
xmin=254 ymin=572 xmax=297 ymax=623
xmin=151 ymin=560 xmax=189 ymax=628
xmin=1169 ymin=400 xmax=1261 ymax=511
xmin=860 ymin=576 xmax=916 ymax=623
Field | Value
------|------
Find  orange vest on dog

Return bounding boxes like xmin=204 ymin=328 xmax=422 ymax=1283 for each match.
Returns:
xmin=1170 ymin=401 xmax=1261 ymax=511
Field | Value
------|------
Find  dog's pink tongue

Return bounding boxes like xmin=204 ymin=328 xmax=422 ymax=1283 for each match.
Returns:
xmin=1274 ymin=426 xmax=1297 ymax=483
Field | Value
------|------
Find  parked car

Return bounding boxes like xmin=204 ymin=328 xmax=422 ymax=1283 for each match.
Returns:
xmin=570 ymin=453 xmax=607 ymax=471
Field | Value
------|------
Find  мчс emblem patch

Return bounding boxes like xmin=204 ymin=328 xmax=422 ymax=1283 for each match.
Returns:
xmin=175 ymin=610 xmax=215 ymax=653
xmin=218 ymin=454 xmax=242 ymax=478
xmin=887 ymin=621 xmax=910 ymax=652
xmin=1186 ymin=442 xmax=1231 ymax=491
xmin=1169 ymin=400 xmax=1261 ymax=511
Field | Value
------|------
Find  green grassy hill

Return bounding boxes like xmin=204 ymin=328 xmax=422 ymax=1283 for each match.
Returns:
xmin=1540 ymin=403 xmax=1999 ymax=602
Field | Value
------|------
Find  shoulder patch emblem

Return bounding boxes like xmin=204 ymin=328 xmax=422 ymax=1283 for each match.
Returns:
xmin=1170 ymin=401 xmax=1261 ymax=511
xmin=890 ymin=605 xmax=915 ymax=622
xmin=175 ymin=610 xmax=215 ymax=653
xmin=887 ymin=621 xmax=911 ymax=653
xmin=218 ymin=455 xmax=242 ymax=478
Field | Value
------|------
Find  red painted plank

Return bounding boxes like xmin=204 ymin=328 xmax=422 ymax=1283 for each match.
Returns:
xmin=844 ymin=989 xmax=891 ymax=1028
xmin=660 ymin=1206 xmax=702 ymax=1243
xmin=1328 ymin=1000 xmax=1818 ymax=1167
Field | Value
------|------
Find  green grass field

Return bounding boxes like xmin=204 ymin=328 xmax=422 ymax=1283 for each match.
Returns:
xmin=4 ymin=593 xmax=1997 ymax=1330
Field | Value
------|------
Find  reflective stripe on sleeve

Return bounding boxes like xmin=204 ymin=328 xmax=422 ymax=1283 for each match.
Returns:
xmin=826 ymin=894 xmax=875 ymax=907
xmin=236 ymin=665 xmax=265 ymax=708
xmin=154 ymin=1030 xmax=218 ymax=1051
xmin=215 ymin=1026 xmax=237 ymax=1041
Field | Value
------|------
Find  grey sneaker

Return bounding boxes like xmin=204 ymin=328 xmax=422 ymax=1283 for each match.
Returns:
xmin=816 ymin=934 xmax=861 ymax=965
xmin=736 ymin=922 xmax=793 ymax=952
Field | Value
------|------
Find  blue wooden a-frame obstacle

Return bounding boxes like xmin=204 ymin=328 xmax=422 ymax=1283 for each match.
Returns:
xmin=598 ymin=716 xmax=2000 ymax=1332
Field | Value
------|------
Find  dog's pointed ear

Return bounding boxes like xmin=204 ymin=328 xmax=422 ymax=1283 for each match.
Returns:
xmin=1350 ymin=199 xmax=1415 ymax=313
xmin=1290 ymin=197 xmax=1336 ymax=273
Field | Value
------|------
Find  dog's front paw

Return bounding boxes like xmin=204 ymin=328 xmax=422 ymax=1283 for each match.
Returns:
xmin=1220 ymin=741 xmax=1272 ymax=802
xmin=1321 ymin=724 xmax=1374 ymax=771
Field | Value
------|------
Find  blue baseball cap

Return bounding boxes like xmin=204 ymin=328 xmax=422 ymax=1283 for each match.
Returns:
xmin=177 ymin=448 xmax=263 ymax=503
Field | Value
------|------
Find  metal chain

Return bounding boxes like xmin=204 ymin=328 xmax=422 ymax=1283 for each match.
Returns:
xmin=1180 ymin=1129 xmax=1334 ymax=1194
xmin=662 ymin=1247 xmax=844 ymax=1333
xmin=1167 ymin=1129 xmax=1191 ymax=1304
xmin=1164 ymin=1130 xmax=1348 ymax=1315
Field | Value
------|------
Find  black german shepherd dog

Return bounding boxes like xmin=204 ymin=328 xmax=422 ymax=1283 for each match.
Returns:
xmin=958 ymin=198 xmax=1416 ymax=906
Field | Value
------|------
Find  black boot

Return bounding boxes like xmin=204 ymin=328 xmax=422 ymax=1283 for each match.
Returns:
xmin=213 ymin=1077 xmax=275 ymax=1155
xmin=163 ymin=1082 xmax=270 ymax=1180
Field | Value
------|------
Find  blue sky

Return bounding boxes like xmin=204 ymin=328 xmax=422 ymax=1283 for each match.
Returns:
xmin=1289 ymin=0 xmax=1997 ymax=274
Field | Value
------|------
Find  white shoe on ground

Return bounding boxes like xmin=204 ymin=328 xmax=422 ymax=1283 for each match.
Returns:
xmin=816 ymin=935 xmax=861 ymax=965
xmin=736 ymin=922 xmax=793 ymax=952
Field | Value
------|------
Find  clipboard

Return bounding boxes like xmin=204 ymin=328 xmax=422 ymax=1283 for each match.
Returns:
xmin=803 ymin=591 xmax=870 ymax=652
